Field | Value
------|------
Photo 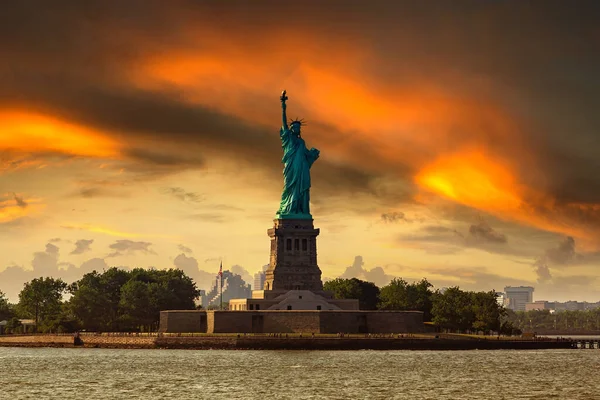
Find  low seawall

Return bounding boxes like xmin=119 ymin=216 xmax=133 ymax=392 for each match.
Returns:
xmin=0 ymin=334 xmax=155 ymax=349
xmin=0 ymin=334 xmax=576 ymax=351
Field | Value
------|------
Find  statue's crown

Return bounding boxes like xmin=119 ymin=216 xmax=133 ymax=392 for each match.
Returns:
xmin=289 ymin=117 xmax=306 ymax=126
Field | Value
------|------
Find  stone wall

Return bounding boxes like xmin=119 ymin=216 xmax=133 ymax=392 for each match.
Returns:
xmin=261 ymin=312 xmax=320 ymax=333
xmin=366 ymin=311 xmax=424 ymax=333
xmin=208 ymin=311 xmax=254 ymax=333
xmin=160 ymin=310 xmax=424 ymax=334
xmin=159 ymin=310 xmax=206 ymax=333
xmin=0 ymin=334 xmax=155 ymax=347
xmin=319 ymin=312 xmax=364 ymax=333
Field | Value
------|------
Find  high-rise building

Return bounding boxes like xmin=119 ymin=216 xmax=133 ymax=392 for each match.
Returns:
xmin=253 ymin=264 xmax=269 ymax=291
xmin=504 ymin=286 xmax=534 ymax=311
xmin=496 ymin=292 xmax=506 ymax=307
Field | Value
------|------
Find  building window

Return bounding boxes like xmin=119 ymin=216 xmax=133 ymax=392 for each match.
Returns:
xmin=250 ymin=304 xmax=254 ymax=310
xmin=287 ymin=305 xmax=292 ymax=310
xmin=256 ymin=305 xmax=260 ymax=310
xmin=317 ymin=305 xmax=321 ymax=310
xmin=294 ymin=239 xmax=300 ymax=250
xmin=299 ymin=295 xmax=302 ymax=299
xmin=286 ymin=239 xmax=292 ymax=251
xmin=302 ymin=239 xmax=308 ymax=251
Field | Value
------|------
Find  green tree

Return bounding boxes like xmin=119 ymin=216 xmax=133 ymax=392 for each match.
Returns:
xmin=324 ymin=278 xmax=380 ymax=310
xmin=0 ymin=291 xmax=13 ymax=321
xmin=119 ymin=279 xmax=155 ymax=330
xmin=69 ymin=267 xmax=199 ymax=332
xmin=5 ymin=317 xmax=22 ymax=334
xmin=18 ymin=277 xmax=67 ymax=332
xmin=471 ymin=291 xmax=505 ymax=334
xmin=378 ymin=278 xmax=434 ymax=320
xmin=69 ymin=268 xmax=130 ymax=331
xmin=431 ymin=287 xmax=474 ymax=332
xmin=45 ymin=303 xmax=81 ymax=333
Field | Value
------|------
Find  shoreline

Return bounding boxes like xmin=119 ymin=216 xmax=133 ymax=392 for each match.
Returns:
xmin=0 ymin=334 xmax=578 ymax=351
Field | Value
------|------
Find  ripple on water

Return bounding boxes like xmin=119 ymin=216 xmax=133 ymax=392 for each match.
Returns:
xmin=0 ymin=348 xmax=599 ymax=399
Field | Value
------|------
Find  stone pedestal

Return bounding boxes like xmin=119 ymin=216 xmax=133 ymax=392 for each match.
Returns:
xmin=263 ymin=218 xmax=323 ymax=291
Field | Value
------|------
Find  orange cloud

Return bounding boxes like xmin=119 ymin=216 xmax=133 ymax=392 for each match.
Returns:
xmin=0 ymin=110 xmax=121 ymax=159
xmin=61 ymin=223 xmax=177 ymax=239
xmin=129 ymin=37 xmax=600 ymax=243
xmin=0 ymin=195 xmax=44 ymax=224
xmin=415 ymin=148 xmax=599 ymax=247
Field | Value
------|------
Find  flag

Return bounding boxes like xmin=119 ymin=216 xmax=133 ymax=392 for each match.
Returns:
xmin=218 ymin=261 xmax=223 ymax=278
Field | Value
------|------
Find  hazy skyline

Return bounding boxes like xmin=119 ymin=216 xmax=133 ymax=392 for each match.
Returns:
xmin=1 ymin=1 xmax=599 ymax=302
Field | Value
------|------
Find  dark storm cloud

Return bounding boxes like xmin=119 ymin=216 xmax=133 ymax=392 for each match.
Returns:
xmin=3 ymin=66 xmax=383 ymax=201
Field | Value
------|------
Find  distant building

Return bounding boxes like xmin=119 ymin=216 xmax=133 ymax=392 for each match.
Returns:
xmin=524 ymin=300 xmax=599 ymax=312
xmin=496 ymin=292 xmax=506 ymax=307
xmin=0 ymin=319 xmax=36 ymax=334
xmin=201 ymin=271 xmax=252 ymax=308
xmin=504 ymin=286 xmax=534 ymax=311
xmin=253 ymin=264 xmax=269 ymax=291
xmin=525 ymin=301 xmax=553 ymax=311
xmin=195 ymin=290 xmax=206 ymax=308
xmin=583 ymin=302 xmax=600 ymax=310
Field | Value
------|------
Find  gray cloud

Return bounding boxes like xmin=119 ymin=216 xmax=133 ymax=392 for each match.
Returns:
xmin=107 ymin=240 xmax=155 ymax=258
xmin=339 ymin=255 xmax=394 ymax=287
xmin=178 ymin=244 xmax=193 ymax=254
xmin=31 ymin=243 xmax=60 ymax=276
xmin=381 ymin=212 xmax=409 ymax=224
xmin=173 ymin=253 xmax=222 ymax=291
xmin=12 ymin=193 xmax=27 ymax=208
xmin=396 ymin=218 xmax=525 ymax=257
xmin=230 ymin=265 xmax=253 ymax=285
xmin=70 ymin=239 xmax=94 ymax=255
xmin=531 ymin=236 xmax=586 ymax=283
xmin=76 ymin=187 xmax=128 ymax=199
xmin=0 ymin=240 xmax=109 ymax=301
xmin=189 ymin=213 xmax=226 ymax=223
xmin=160 ymin=187 xmax=204 ymax=203
xmin=534 ymin=263 xmax=552 ymax=283
xmin=468 ymin=219 xmax=507 ymax=244
xmin=545 ymin=236 xmax=582 ymax=265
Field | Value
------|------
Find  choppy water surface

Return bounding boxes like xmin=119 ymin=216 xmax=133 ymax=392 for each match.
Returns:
xmin=1 ymin=348 xmax=599 ymax=399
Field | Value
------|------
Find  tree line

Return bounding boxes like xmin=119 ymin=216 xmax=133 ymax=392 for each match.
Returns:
xmin=506 ymin=309 xmax=600 ymax=333
xmin=2 ymin=270 xmax=523 ymax=334
xmin=324 ymin=278 xmax=521 ymax=335
xmin=0 ymin=268 xmax=199 ymax=333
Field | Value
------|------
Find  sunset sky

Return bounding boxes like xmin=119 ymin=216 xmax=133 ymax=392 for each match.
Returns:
xmin=1 ymin=1 xmax=599 ymax=302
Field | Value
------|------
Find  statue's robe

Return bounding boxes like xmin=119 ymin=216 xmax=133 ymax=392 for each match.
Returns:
xmin=277 ymin=126 xmax=319 ymax=217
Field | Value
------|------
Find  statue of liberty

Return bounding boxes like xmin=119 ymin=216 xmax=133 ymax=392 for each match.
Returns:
xmin=276 ymin=90 xmax=320 ymax=219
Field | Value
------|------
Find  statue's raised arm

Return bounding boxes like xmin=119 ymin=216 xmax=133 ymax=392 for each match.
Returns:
xmin=280 ymin=90 xmax=289 ymax=131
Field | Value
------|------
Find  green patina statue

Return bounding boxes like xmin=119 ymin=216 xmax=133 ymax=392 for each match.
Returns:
xmin=276 ymin=90 xmax=320 ymax=219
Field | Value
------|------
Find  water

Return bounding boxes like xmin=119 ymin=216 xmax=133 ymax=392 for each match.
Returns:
xmin=1 ymin=347 xmax=599 ymax=399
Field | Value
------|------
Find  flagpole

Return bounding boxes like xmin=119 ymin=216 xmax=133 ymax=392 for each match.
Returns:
xmin=220 ymin=260 xmax=223 ymax=311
